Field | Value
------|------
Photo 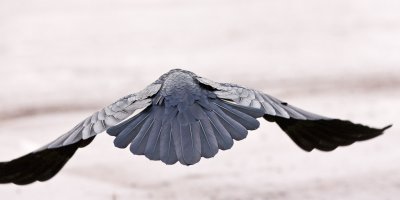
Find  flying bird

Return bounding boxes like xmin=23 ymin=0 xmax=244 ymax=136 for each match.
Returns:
xmin=0 ymin=69 xmax=391 ymax=185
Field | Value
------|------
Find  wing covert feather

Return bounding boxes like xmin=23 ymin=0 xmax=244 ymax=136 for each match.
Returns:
xmin=196 ymin=76 xmax=326 ymax=120
xmin=44 ymin=83 xmax=162 ymax=150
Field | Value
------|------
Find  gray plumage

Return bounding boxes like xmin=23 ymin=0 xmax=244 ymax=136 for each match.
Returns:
xmin=0 ymin=69 xmax=392 ymax=185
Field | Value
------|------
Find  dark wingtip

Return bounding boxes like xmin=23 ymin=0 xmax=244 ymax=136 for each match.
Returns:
xmin=382 ymin=124 xmax=393 ymax=131
xmin=268 ymin=116 xmax=391 ymax=152
xmin=0 ymin=136 xmax=96 ymax=185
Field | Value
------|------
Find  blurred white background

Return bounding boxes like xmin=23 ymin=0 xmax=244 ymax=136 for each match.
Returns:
xmin=0 ymin=0 xmax=399 ymax=199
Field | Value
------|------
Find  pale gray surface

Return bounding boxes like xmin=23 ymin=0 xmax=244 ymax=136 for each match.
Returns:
xmin=0 ymin=0 xmax=399 ymax=199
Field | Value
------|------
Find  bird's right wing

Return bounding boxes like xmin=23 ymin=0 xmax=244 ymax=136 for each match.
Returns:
xmin=195 ymin=76 xmax=391 ymax=152
xmin=0 ymin=83 xmax=162 ymax=185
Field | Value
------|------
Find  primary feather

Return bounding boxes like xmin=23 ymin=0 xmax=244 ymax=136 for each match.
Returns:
xmin=0 ymin=69 xmax=391 ymax=185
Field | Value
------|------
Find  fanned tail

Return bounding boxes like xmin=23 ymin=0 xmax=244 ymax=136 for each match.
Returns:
xmin=107 ymin=98 xmax=264 ymax=166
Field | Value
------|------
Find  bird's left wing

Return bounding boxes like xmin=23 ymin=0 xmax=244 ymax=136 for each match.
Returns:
xmin=0 ymin=83 xmax=162 ymax=185
xmin=195 ymin=76 xmax=391 ymax=152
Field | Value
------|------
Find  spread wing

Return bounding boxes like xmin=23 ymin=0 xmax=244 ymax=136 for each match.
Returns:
xmin=0 ymin=83 xmax=162 ymax=185
xmin=195 ymin=76 xmax=392 ymax=152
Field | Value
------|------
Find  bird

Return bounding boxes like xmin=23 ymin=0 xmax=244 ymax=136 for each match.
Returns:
xmin=0 ymin=68 xmax=392 ymax=185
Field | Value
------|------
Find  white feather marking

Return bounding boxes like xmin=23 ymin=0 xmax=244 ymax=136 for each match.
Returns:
xmin=114 ymin=110 xmax=131 ymax=120
xmin=239 ymin=97 xmax=252 ymax=107
xmin=105 ymin=115 xmax=119 ymax=126
xmin=214 ymin=91 xmax=240 ymax=100
xmin=111 ymin=103 xmax=124 ymax=112
xmin=250 ymin=100 xmax=261 ymax=109
xmin=98 ymin=109 xmax=106 ymax=120
xmin=93 ymin=120 xmax=106 ymax=134
xmin=82 ymin=123 xmax=92 ymax=139
xmin=125 ymin=99 xmax=151 ymax=111
xmin=83 ymin=116 xmax=91 ymax=127
xmin=104 ymin=106 xmax=114 ymax=116
xmin=90 ymin=112 xmax=98 ymax=123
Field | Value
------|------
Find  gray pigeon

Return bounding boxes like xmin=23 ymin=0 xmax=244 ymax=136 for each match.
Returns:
xmin=0 ymin=69 xmax=391 ymax=185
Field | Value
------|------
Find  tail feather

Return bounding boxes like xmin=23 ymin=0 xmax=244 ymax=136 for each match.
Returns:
xmin=172 ymin=110 xmax=202 ymax=165
xmin=213 ymin=100 xmax=260 ymax=130
xmin=171 ymin=115 xmax=184 ymax=163
xmin=187 ymin=122 xmax=202 ymax=163
xmin=173 ymin=122 xmax=201 ymax=165
xmin=130 ymin=115 xmax=155 ymax=155
xmin=198 ymin=120 xmax=219 ymax=158
xmin=130 ymin=106 xmax=165 ymax=155
xmin=206 ymin=111 xmax=234 ymax=150
xmin=212 ymin=105 xmax=248 ymax=140
xmin=112 ymin=111 xmax=150 ymax=148
xmin=107 ymin=110 xmax=146 ymax=136
xmin=144 ymin=119 xmax=163 ymax=160
xmin=159 ymin=122 xmax=178 ymax=165
xmin=189 ymin=103 xmax=212 ymax=121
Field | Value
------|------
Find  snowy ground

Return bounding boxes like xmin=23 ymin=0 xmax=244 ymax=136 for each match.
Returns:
xmin=0 ymin=0 xmax=399 ymax=199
